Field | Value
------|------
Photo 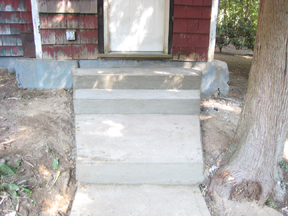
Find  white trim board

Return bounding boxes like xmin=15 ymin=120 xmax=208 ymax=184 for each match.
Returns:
xmin=208 ymin=0 xmax=219 ymax=62
xmin=31 ymin=0 xmax=42 ymax=59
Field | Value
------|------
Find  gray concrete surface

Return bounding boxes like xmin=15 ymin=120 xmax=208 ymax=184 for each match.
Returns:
xmin=78 ymin=60 xmax=229 ymax=95
xmin=78 ymin=59 xmax=200 ymax=68
xmin=70 ymin=62 xmax=209 ymax=215
xmin=74 ymin=89 xmax=200 ymax=114
xmin=15 ymin=59 xmax=78 ymax=89
xmin=0 ymin=57 xmax=23 ymax=73
xmin=4 ymin=58 xmax=229 ymax=95
xmin=72 ymin=67 xmax=202 ymax=90
xmin=75 ymin=114 xmax=204 ymax=184
xmin=70 ymin=184 xmax=210 ymax=216
xmin=77 ymin=162 xmax=204 ymax=185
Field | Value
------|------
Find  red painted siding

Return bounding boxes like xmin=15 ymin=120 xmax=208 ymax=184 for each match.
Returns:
xmin=39 ymin=0 xmax=98 ymax=60
xmin=40 ymin=13 xmax=99 ymax=60
xmin=0 ymin=0 xmax=33 ymax=57
xmin=172 ymin=0 xmax=211 ymax=61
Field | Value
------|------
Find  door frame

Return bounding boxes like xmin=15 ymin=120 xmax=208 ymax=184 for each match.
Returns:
xmin=98 ymin=0 xmax=174 ymax=55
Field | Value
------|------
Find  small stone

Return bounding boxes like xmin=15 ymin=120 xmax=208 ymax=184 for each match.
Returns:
xmin=282 ymin=207 xmax=288 ymax=216
xmin=0 ymin=158 xmax=5 ymax=164
xmin=5 ymin=211 xmax=17 ymax=216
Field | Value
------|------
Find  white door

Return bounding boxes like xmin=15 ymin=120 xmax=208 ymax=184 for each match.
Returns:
xmin=108 ymin=0 xmax=168 ymax=52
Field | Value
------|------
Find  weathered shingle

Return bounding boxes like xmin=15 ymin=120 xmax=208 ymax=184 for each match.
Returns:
xmin=2 ymin=35 xmax=18 ymax=46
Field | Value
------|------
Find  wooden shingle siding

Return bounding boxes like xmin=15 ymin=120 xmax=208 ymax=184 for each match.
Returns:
xmin=39 ymin=0 xmax=97 ymax=14
xmin=0 ymin=0 xmax=31 ymax=12
xmin=172 ymin=0 xmax=212 ymax=61
xmin=0 ymin=0 xmax=33 ymax=56
xmin=39 ymin=0 xmax=98 ymax=60
xmin=40 ymin=14 xmax=98 ymax=60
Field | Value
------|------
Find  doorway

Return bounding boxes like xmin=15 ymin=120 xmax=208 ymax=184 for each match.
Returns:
xmin=103 ymin=0 xmax=170 ymax=54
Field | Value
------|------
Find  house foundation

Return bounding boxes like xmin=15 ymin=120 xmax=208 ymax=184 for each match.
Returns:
xmin=13 ymin=59 xmax=229 ymax=95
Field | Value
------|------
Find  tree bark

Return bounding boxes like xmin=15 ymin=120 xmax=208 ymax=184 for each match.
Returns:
xmin=209 ymin=0 xmax=288 ymax=205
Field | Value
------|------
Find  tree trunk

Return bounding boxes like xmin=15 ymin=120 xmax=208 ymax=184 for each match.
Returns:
xmin=223 ymin=0 xmax=227 ymax=21
xmin=209 ymin=0 xmax=288 ymax=205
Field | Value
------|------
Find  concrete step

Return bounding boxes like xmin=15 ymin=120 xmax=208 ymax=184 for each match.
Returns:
xmin=70 ymin=184 xmax=210 ymax=216
xmin=75 ymin=114 xmax=204 ymax=184
xmin=72 ymin=67 xmax=201 ymax=90
xmin=74 ymin=89 xmax=200 ymax=114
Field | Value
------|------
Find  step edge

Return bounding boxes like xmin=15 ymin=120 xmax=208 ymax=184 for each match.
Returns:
xmin=73 ymin=89 xmax=200 ymax=100
xmin=72 ymin=68 xmax=202 ymax=77
xmin=72 ymin=73 xmax=202 ymax=77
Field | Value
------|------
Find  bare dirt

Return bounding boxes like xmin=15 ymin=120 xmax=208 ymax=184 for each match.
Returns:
xmin=0 ymin=70 xmax=76 ymax=216
xmin=0 ymin=44 xmax=287 ymax=215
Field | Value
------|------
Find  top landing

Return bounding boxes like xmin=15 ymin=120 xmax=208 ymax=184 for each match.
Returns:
xmin=72 ymin=67 xmax=202 ymax=90
xmin=72 ymin=67 xmax=201 ymax=77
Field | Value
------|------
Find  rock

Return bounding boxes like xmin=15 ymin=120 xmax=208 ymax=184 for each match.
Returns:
xmin=274 ymin=180 xmax=286 ymax=203
xmin=5 ymin=211 xmax=17 ymax=216
xmin=282 ymin=207 xmax=288 ymax=216
xmin=0 ymin=158 xmax=5 ymax=165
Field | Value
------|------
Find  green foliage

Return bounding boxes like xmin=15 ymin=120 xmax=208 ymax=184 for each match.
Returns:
xmin=265 ymin=195 xmax=276 ymax=208
xmin=1 ymin=183 xmax=20 ymax=198
xmin=0 ymin=161 xmax=34 ymax=210
xmin=216 ymin=0 xmax=259 ymax=51
xmin=0 ymin=163 xmax=16 ymax=176
xmin=279 ymin=160 xmax=288 ymax=170
xmin=53 ymin=158 xmax=59 ymax=169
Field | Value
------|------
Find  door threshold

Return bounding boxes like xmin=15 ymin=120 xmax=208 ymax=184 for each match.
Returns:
xmin=98 ymin=52 xmax=172 ymax=59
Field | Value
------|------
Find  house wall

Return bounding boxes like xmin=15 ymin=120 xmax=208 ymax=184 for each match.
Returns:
xmin=36 ymin=0 xmax=212 ymax=61
xmin=0 ymin=0 xmax=33 ymax=56
xmin=172 ymin=0 xmax=212 ymax=61
xmin=39 ymin=0 xmax=98 ymax=60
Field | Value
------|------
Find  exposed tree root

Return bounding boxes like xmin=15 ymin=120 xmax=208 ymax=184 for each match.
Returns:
xmin=230 ymin=180 xmax=261 ymax=201
xmin=208 ymin=165 xmax=275 ymax=206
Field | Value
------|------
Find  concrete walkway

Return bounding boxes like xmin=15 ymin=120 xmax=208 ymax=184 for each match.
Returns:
xmin=71 ymin=184 xmax=210 ymax=216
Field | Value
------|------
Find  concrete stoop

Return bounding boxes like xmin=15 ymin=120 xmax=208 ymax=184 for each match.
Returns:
xmin=71 ymin=67 xmax=210 ymax=215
